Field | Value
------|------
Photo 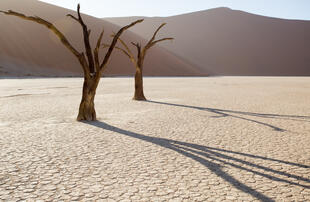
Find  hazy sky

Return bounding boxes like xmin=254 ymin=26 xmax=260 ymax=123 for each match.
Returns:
xmin=39 ymin=0 xmax=310 ymax=20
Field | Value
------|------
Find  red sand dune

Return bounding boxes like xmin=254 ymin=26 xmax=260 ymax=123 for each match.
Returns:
xmin=106 ymin=8 xmax=310 ymax=76
xmin=0 ymin=0 xmax=204 ymax=77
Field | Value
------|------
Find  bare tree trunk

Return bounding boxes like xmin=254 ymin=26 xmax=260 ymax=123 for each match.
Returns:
xmin=1 ymin=7 xmax=144 ymax=121
xmin=133 ymin=68 xmax=146 ymax=101
xmin=115 ymin=24 xmax=173 ymax=101
xmin=77 ymin=78 xmax=97 ymax=121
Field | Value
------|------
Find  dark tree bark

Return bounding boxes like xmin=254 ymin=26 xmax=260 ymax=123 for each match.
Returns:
xmin=1 ymin=5 xmax=143 ymax=121
xmin=134 ymin=68 xmax=146 ymax=100
xmin=77 ymin=77 xmax=96 ymax=121
xmin=113 ymin=23 xmax=173 ymax=101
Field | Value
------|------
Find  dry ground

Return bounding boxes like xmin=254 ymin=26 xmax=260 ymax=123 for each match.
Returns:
xmin=0 ymin=77 xmax=310 ymax=201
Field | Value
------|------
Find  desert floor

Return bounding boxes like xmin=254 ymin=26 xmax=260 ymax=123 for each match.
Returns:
xmin=0 ymin=77 xmax=310 ymax=201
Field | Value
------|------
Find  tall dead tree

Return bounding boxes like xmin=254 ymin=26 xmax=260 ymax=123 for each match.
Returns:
xmin=112 ymin=23 xmax=173 ymax=100
xmin=1 ymin=4 xmax=143 ymax=121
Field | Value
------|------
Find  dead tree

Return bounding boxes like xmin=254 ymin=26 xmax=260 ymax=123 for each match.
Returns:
xmin=1 ymin=4 xmax=143 ymax=121
xmin=112 ymin=23 xmax=173 ymax=100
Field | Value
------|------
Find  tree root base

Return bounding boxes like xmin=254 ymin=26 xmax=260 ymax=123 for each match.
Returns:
xmin=133 ymin=96 xmax=147 ymax=101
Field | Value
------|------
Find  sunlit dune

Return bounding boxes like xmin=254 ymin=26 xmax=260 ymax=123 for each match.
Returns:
xmin=106 ymin=8 xmax=310 ymax=76
xmin=0 ymin=0 xmax=204 ymax=77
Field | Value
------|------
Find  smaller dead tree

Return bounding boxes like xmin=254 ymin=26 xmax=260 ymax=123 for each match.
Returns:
xmin=1 ymin=5 xmax=143 ymax=121
xmin=112 ymin=23 xmax=173 ymax=100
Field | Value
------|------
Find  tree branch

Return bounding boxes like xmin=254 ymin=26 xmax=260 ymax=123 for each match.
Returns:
xmin=143 ymin=23 xmax=170 ymax=57
xmin=98 ymin=19 xmax=144 ymax=73
xmin=66 ymin=14 xmax=79 ymax=23
xmin=131 ymin=42 xmax=142 ymax=60
xmin=110 ymin=34 xmax=137 ymax=64
xmin=94 ymin=28 xmax=104 ymax=73
xmin=0 ymin=10 xmax=80 ymax=57
xmin=114 ymin=47 xmax=132 ymax=59
xmin=76 ymin=4 xmax=85 ymax=27
xmin=104 ymin=43 xmax=137 ymax=69
xmin=100 ymin=44 xmax=110 ymax=49
xmin=73 ymin=3 xmax=95 ymax=74
xmin=112 ymin=34 xmax=135 ymax=59
xmin=0 ymin=9 xmax=91 ymax=78
xmin=149 ymin=37 xmax=174 ymax=48
xmin=146 ymin=23 xmax=166 ymax=47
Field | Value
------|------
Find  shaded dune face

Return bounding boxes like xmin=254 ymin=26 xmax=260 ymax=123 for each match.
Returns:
xmin=106 ymin=8 xmax=310 ymax=76
xmin=0 ymin=0 xmax=204 ymax=77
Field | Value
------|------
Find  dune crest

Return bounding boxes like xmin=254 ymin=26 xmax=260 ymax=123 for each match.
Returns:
xmin=0 ymin=0 xmax=204 ymax=77
xmin=106 ymin=7 xmax=310 ymax=76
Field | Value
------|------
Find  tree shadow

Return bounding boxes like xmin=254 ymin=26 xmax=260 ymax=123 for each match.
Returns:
xmin=85 ymin=121 xmax=310 ymax=202
xmin=146 ymin=100 xmax=310 ymax=132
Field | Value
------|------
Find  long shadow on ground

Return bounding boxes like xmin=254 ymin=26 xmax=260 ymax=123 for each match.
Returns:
xmin=146 ymin=100 xmax=310 ymax=132
xmin=85 ymin=121 xmax=310 ymax=202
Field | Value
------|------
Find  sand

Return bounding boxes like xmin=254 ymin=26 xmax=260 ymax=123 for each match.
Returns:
xmin=106 ymin=8 xmax=310 ymax=76
xmin=0 ymin=0 xmax=204 ymax=77
xmin=0 ymin=77 xmax=309 ymax=201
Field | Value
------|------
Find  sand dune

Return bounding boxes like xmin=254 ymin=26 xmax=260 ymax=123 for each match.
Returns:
xmin=106 ymin=8 xmax=310 ymax=76
xmin=0 ymin=0 xmax=204 ymax=77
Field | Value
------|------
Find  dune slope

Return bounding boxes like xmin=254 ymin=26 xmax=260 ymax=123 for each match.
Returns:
xmin=0 ymin=0 xmax=204 ymax=77
xmin=106 ymin=8 xmax=310 ymax=76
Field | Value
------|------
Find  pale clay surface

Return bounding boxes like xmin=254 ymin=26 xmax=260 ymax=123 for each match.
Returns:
xmin=0 ymin=77 xmax=309 ymax=202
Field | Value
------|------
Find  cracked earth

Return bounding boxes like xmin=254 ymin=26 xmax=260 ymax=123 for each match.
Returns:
xmin=0 ymin=77 xmax=309 ymax=201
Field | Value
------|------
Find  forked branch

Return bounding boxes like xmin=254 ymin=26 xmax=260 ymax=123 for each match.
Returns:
xmin=0 ymin=10 xmax=80 ymax=57
xmin=143 ymin=23 xmax=174 ymax=54
xmin=98 ymin=19 xmax=144 ymax=73
xmin=0 ymin=9 xmax=91 ymax=77
xmin=68 ymin=4 xmax=95 ymax=74
xmin=114 ymin=47 xmax=132 ymax=60
xmin=1 ymin=4 xmax=145 ymax=121
xmin=94 ymin=28 xmax=104 ymax=72
xmin=66 ymin=14 xmax=79 ymax=23
xmin=131 ymin=42 xmax=142 ymax=60
xmin=115 ymin=35 xmax=135 ymax=61
xmin=147 ymin=23 xmax=166 ymax=45
xmin=150 ymin=37 xmax=174 ymax=47
xmin=108 ymin=34 xmax=137 ymax=63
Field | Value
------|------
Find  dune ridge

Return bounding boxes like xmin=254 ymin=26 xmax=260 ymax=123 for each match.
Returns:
xmin=106 ymin=7 xmax=310 ymax=76
xmin=0 ymin=0 xmax=204 ymax=77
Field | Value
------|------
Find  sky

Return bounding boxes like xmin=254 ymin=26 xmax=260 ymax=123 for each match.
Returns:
xmin=39 ymin=0 xmax=310 ymax=20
